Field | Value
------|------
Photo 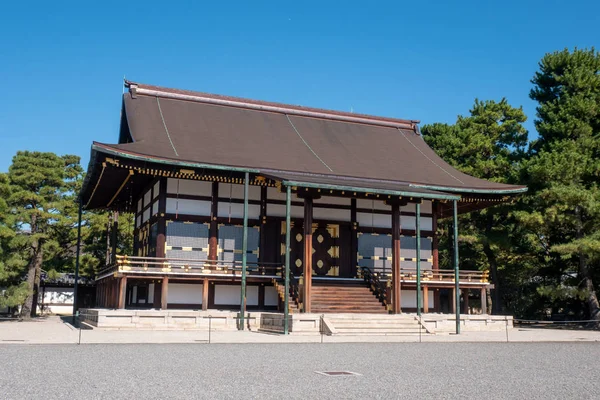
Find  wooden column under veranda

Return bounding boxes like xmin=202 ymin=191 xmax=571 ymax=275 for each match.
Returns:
xmin=390 ymin=201 xmax=402 ymax=314
xmin=303 ymin=196 xmax=313 ymax=313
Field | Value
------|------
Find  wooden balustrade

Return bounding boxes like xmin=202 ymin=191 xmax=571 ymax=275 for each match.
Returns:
xmin=112 ymin=255 xmax=283 ymax=276
xmin=375 ymin=268 xmax=489 ymax=283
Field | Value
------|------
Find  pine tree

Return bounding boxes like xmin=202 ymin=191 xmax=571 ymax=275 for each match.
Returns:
xmin=422 ymin=98 xmax=528 ymax=314
xmin=5 ymin=151 xmax=82 ymax=318
xmin=520 ymin=48 xmax=600 ymax=323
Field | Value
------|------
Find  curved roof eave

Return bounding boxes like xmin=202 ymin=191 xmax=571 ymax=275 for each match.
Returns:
xmin=88 ymin=143 xmax=523 ymax=198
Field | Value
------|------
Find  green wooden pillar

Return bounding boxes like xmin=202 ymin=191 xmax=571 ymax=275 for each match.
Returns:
xmin=284 ymin=185 xmax=291 ymax=335
xmin=453 ymin=199 xmax=460 ymax=334
xmin=416 ymin=202 xmax=421 ymax=316
xmin=239 ymin=172 xmax=249 ymax=330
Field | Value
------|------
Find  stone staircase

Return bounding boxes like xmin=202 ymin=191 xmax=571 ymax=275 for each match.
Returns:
xmin=324 ymin=314 xmax=427 ymax=336
xmin=310 ymin=280 xmax=388 ymax=314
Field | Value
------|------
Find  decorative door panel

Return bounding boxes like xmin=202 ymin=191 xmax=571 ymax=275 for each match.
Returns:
xmin=283 ymin=222 xmax=342 ymax=277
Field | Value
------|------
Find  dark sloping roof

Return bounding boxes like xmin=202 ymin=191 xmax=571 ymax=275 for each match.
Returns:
xmin=81 ymin=81 xmax=526 ymax=208
xmin=107 ymin=81 xmax=525 ymax=193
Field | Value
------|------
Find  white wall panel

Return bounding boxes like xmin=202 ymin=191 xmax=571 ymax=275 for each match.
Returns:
xmin=401 ymin=200 xmax=432 ymax=214
xmin=357 ymin=199 xmax=389 ymax=211
xmin=219 ymin=183 xmax=261 ymax=200
xmin=153 ymin=181 xmax=160 ymax=199
xmin=401 ymin=290 xmax=435 ymax=308
xmin=313 ymin=196 xmax=350 ymax=206
xmin=167 ymin=283 xmax=203 ymax=304
xmin=398 ymin=216 xmax=433 ymax=232
xmin=142 ymin=208 xmax=150 ymax=223
xmin=167 ymin=179 xmax=212 ymax=196
xmin=40 ymin=288 xmax=73 ymax=304
xmin=214 ymin=285 xmax=259 ymax=305
xmin=148 ymin=283 xmax=155 ymax=304
xmin=267 ymin=204 xmax=304 ymax=218
xmin=247 ymin=286 xmax=259 ymax=306
xmin=357 ymin=212 xmax=392 ymax=229
xmin=313 ymin=207 xmax=351 ymax=222
xmin=265 ymin=286 xmax=279 ymax=306
xmin=267 ymin=187 xmax=287 ymax=201
xmin=166 ymin=198 xmax=211 ymax=216
xmin=217 ymin=203 xmax=260 ymax=219
xmin=143 ymin=189 xmax=152 ymax=208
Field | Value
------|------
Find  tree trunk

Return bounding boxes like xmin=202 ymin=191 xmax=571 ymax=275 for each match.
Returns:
xmin=483 ymin=214 xmax=502 ymax=315
xmin=20 ymin=214 xmax=43 ymax=319
xmin=20 ymin=244 xmax=43 ymax=318
xmin=483 ymin=242 xmax=502 ymax=314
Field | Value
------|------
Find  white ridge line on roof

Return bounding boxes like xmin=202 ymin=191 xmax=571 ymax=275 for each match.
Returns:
xmin=286 ymin=114 xmax=334 ymax=172
xmin=397 ymin=128 xmax=464 ymax=185
xmin=156 ymin=97 xmax=179 ymax=157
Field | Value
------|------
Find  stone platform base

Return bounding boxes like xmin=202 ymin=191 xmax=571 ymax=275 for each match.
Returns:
xmin=80 ymin=309 xmax=257 ymax=331
xmin=422 ymin=314 xmax=513 ymax=333
xmin=79 ymin=309 xmax=513 ymax=334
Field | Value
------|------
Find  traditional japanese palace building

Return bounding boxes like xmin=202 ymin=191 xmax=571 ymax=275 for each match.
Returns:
xmin=80 ymin=81 xmax=526 ymax=329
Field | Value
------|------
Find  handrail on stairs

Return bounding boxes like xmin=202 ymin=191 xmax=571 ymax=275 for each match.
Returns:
xmin=360 ymin=266 xmax=388 ymax=307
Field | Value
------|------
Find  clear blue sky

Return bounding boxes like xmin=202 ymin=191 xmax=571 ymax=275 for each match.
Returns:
xmin=1 ymin=0 xmax=598 ymax=173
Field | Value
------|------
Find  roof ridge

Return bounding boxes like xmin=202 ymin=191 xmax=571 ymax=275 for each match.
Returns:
xmin=124 ymin=79 xmax=419 ymax=129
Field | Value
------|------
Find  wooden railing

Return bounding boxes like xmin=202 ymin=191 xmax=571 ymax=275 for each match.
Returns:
xmin=360 ymin=266 xmax=389 ymax=307
xmin=374 ymin=268 xmax=489 ymax=283
xmin=112 ymin=255 xmax=283 ymax=276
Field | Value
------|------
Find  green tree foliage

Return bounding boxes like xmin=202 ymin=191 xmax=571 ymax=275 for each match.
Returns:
xmin=422 ymin=99 xmax=529 ymax=314
xmin=518 ymin=48 xmax=600 ymax=322
xmin=3 ymin=152 xmax=83 ymax=318
xmin=0 ymin=151 xmax=133 ymax=316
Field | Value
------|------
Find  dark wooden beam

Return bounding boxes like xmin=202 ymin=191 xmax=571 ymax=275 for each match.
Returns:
xmin=153 ymin=281 xmax=161 ymax=309
xmin=463 ymin=289 xmax=469 ymax=314
xmin=391 ymin=202 xmax=401 ymax=314
xmin=161 ymin=276 xmax=169 ymax=310
xmin=259 ymin=186 xmax=267 ymax=264
xmin=303 ymin=197 xmax=313 ymax=313
xmin=156 ymin=178 xmax=167 ymax=258
xmin=350 ymin=198 xmax=358 ymax=277
xmin=118 ymin=276 xmax=127 ymax=309
xmin=432 ymin=202 xmax=441 ymax=312
xmin=209 ymin=181 xmax=219 ymax=261
xmin=202 ymin=279 xmax=209 ymax=311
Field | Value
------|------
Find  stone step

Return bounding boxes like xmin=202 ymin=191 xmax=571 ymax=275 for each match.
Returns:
xmin=334 ymin=328 xmax=421 ymax=335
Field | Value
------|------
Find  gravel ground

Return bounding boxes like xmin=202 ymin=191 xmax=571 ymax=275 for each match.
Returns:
xmin=1 ymin=343 xmax=599 ymax=399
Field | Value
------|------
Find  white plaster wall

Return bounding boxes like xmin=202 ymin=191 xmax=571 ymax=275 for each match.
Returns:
xmin=40 ymin=288 xmax=74 ymax=305
xmin=313 ymin=207 xmax=351 ymax=222
xmin=167 ymin=179 xmax=212 ymax=196
xmin=217 ymin=203 xmax=260 ymax=219
xmin=357 ymin=199 xmax=389 ymax=211
xmin=356 ymin=213 xmax=433 ymax=231
xmin=143 ymin=189 xmax=152 ymax=207
xmin=167 ymin=283 xmax=203 ymax=304
xmin=267 ymin=204 xmax=304 ymax=218
xmin=313 ymin=196 xmax=351 ymax=206
xmin=214 ymin=285 xmax=259 ymax=305
xmin=265 ymin=286 xmax=279 ymax=306
xmin=267 ymin=187 xmax=287 ymax=201
xmin=148 ymin=283 xmax=155 ymax=304
xmin=357 ymin=212 xmax=392 ymax=228
xmin=219 ymin=183 xmax=261 ymax=200
xmin=166 ymin=198 xmax=211 ymax=216
xmin=142 ymin=208 xmax=150 ymax=223
xmin=401 ymin=290 xmax=435 ymax=308
xmin=153 ymin=181 xmax=160 ymax=199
